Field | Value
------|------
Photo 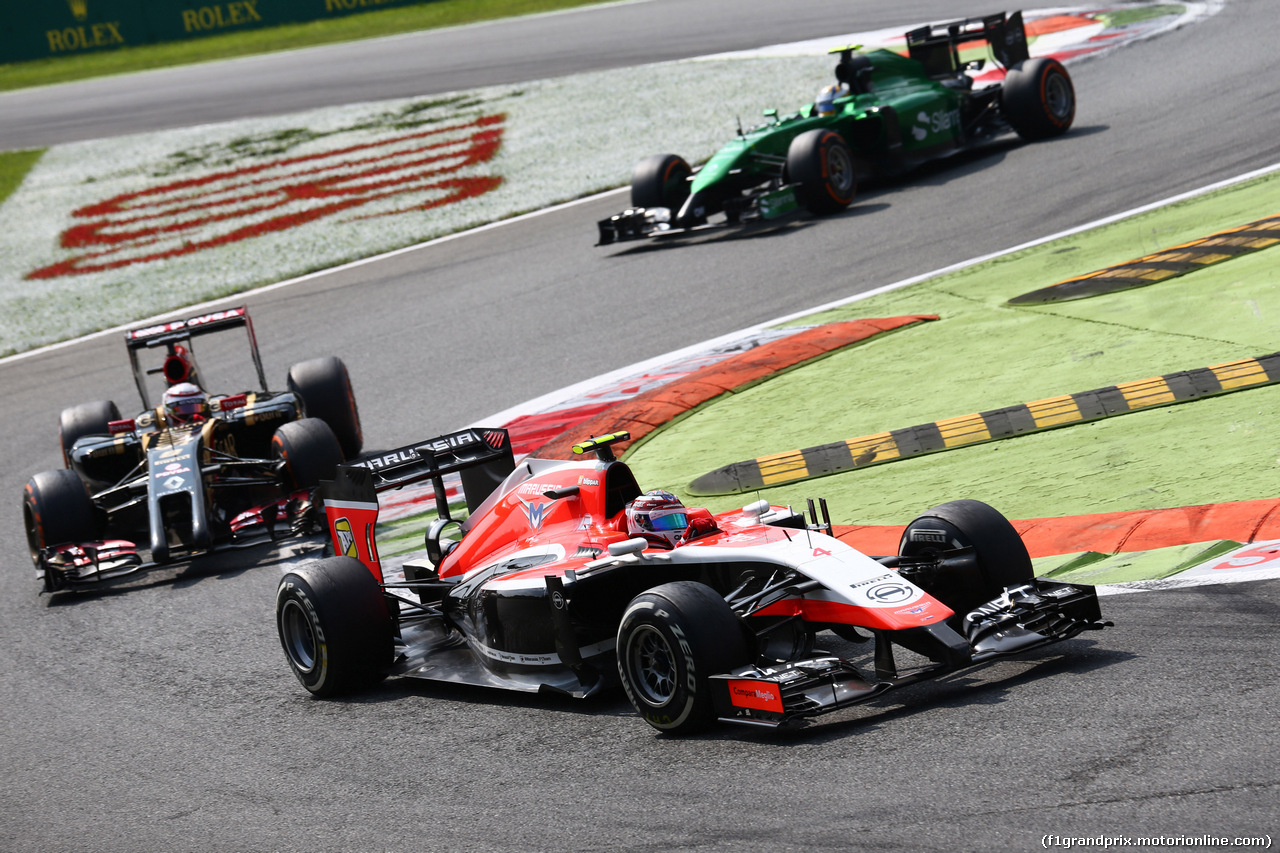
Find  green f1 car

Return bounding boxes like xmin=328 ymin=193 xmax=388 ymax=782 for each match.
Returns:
xmin=598 ymin=11 xmax=1074 ymax=245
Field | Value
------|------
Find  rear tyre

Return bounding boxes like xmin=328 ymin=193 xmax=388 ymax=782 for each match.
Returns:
xmin=1002 ymin=57 xmax=1075 ymax=141
xmin=272 ymin=418 xmax=344 ymax=490
xmin=287 ymin=357 xmax=362 ymax=459
xmin=23 ymin=469 xmax=98 ymax=568
xmin=617 ymin=581 xmax=750 ymax=735
xmin=899 ymin=499 xmax=1034 ymax=623
xmin=786 ymin=128 xmax=856 ymax=215
xmin=630 ymin=153 xmax=692 ymax=211
xmin=59 ymin=400 xmax=121 ymax=467
xmin=276 ymin=556 xmax=394 ymax=697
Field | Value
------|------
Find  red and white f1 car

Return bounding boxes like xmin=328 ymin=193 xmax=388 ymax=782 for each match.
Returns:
xmin=277 ymin=429 xmax=1108 ymax=733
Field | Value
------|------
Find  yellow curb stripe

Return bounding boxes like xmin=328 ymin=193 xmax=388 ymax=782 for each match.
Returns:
xmin=1009 ymin=212 xmax=1280 ymax=304
xmin=688 ymin=351 xmax=1280 ymax=496
xmin=1211 ymin=358 xmax=1268 ymax=389
xmin=1027 ymin=395 xmax=1082 ymax=427
xmin=1116 ymin=377 xmax=1177 ymax=409
xmin=936 ymin=413 xmax=990 ymax=447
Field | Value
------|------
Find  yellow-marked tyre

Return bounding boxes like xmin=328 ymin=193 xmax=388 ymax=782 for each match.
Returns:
xmin=617 ymin=581 xmax=750 ymax=735
xmin=276 ymin=556 xmax=393 ymax=697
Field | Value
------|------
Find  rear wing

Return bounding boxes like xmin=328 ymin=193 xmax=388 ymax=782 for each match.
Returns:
xmin=124 ymin=306 xmax=267 ymax=408
xmin=906 ymin=10 xmax=1029 ymax=78
xmin=315 ymin=427 xmax=515 ymax=582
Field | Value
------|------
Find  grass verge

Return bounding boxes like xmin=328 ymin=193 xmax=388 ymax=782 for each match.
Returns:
xmin=0 ymin=0 xmax=612 ymax=93
xmin=0 ymin=150 xmax=45 ymax=204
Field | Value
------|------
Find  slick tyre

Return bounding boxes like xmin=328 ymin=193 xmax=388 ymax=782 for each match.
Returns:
xmin=287 ymin=357 xmax=362 ymax=459
xmin=276 ymin=557 xmax=394 ymax=697
xmin=273 ymin=418 xmax=343 ymax=490
xmin=787 ymin=128 xmax=857 ymax=215
xmin=899 ymin=499 xmax=1034 ymax=622
xmin=59 ymin=400 xmax=121 ymax=467
xmin=617 ymin=581 xmax=750 ymax=735
xmin=23 ymin=469 xmax=97 ymax=568
xmin=1002 ymin=57 xmax=1075 ymax=141
xmin=630 ymin=153 xmax=692 ymax=211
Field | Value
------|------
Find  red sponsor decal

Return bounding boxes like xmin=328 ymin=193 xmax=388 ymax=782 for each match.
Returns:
xmin=727 ymin=679 xmax=784 ymax=713
xmin=130 ymin=307 xmax=247 ymax=340
xmin=30 ymin=114 xmax=505 ymax=279
xmin=756 ymin=596 xmax=954 ymax=630
xmin=325 ymin=501 xmax=382 ymax=582
xmin=1202 ymin=542 xmax=1280 ymax=571
xmin=812 ymin=547 xmax=832 ymax=557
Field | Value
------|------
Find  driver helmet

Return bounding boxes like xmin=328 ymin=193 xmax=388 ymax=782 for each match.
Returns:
xmin=815 ymin=84 xmax=841 ymax=116
xmin=163 ymin=382 xmax=209 ymax=426
xmin=625 ymin=490 xmax=689 ymax=549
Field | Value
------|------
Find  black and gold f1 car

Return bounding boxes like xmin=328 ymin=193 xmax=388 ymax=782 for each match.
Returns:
xmin=21 ymin=306 xmax=363 ymax=592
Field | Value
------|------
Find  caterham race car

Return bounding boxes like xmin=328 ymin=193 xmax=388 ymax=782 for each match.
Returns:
xmin=276 ymin=429 xmax=1109 ymax=734
xmin=22 ymin=306 xmax=362 ymax=592
xmin=598 ymin=11 xmax=1075 ymax=245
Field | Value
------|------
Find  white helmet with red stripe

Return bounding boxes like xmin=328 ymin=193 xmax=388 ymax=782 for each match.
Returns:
xmin=163 ymin=382 xmax=209 ymax=426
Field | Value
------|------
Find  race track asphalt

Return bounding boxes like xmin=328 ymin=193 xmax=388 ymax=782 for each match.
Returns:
xmin=2 ymin=1 xmax=1278 ymax=850
xmin=1 ymin=0 xmax=959 ymax=150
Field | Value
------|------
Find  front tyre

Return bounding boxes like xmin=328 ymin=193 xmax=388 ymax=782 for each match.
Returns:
xmin=1002 ymin=57 xmax=1075 ymax=141
xmin=630 ymin=153 xmax=692 ymax=211
xmin=899 ymin=499 xmax=1034 ymax=622
xmin=787 ymin=128 xmax=857 ymax=215
xmin=617 ymin=581 xmax=750 ymax=735
xmin=287 ymin=357 xmax=362 ymax=459
xmin=276 ymin=556 xmax=394 ymax=697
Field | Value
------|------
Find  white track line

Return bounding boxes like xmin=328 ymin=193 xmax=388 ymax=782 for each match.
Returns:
xmin=6 ymin=162 xmax=1275 ymax=385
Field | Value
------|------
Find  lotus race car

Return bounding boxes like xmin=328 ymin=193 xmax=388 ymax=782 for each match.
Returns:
xmin=598 ymin=11 xmax=1074 ymax=245
xmin=22 ymin=306 xmax=362 ymax=592
xmin=276 ymin=429 xmax=1109 ymax=733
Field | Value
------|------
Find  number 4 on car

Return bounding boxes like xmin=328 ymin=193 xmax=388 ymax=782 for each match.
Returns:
xmin=276 ymin=429 xmax=1110 ymax=734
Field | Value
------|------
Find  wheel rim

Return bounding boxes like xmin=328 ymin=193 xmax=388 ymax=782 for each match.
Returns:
xmin=1044 ymin=72 xmax=1073 ymax=120
xmin=627 ymin=624 xmax=677 ymax=706
xmin=280 ymin=599 xmax=318 ymax=673
xmin=825 ymin=143 xmax=855 ymax=197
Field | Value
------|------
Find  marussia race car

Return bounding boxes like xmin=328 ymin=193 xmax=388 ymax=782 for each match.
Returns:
xmin=598 ymin=11 xmax=1074 ymax=245
xmin=276 ymin=429 xmax=1109 ymax=734
xmin=22 ymin=306 xmax=362 ymax=592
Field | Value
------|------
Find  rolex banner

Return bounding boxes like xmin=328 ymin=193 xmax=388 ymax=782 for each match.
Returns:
xmin=1 ymin=0 xmax=433 ymax=63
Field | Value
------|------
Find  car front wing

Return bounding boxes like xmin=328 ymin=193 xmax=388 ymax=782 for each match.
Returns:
xmin=711 ymin=578 xmax=1109 ymax=727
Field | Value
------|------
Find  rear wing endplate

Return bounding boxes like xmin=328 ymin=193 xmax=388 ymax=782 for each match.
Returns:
xmin=124 ymin=306 xmax=267 ymax=408
xmin=315 ymin=427 xmax=515 ymax=582
xmin=906 ymin=10 xmax=1029 ymax=77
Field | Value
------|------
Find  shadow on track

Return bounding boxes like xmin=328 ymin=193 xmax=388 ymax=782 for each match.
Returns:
xmin=40 ymin=535 xmax=326 ymax=606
